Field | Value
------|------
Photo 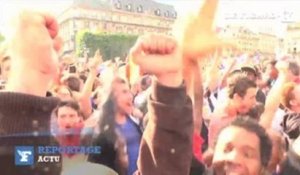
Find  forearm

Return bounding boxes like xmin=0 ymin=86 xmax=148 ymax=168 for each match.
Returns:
xmin=259 ymin=74 xmax=288 ymax=129
xmin=193 ymin=61 xmax=203 ymax=134
xmin=77 ymin=69 xmax=98 ymax=118
xmin=137 ymin=80 xmax=193 ymax=175
xmin=205 ymin=55 xmax=221 ymax=92
xmin=81 ymin=69 xmax=98 ymax=97
xmin=78 ymin=97 xmax=93 ymax=119
xmin=220 ymin=61 xmax=236 ymax=88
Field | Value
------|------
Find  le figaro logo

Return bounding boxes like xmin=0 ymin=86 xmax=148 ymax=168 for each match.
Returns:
xmin=15 ymin=146 xmax=61 ymax=166
xmin=15 ymin=146 xmax=34 ymax=166
xmin=15 ymin=145 xmax=100 ymax=166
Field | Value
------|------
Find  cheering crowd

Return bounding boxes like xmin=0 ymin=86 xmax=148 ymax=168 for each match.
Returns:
xmin=1 ymin=3 xmax=300 ymax=175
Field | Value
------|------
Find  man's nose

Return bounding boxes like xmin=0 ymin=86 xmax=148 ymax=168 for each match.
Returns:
xmin=64 ymin=117 xmax=74 ymax=127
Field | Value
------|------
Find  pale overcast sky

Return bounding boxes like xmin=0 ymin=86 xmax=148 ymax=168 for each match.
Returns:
xmin=1 ymin=0 xmax=300 ymax=37
xmin=158 ymin=0 xmax=300 ymax=37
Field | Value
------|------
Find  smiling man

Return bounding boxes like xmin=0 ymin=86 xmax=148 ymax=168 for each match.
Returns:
xmin=211 ymin=117 xmax=272 ymax=175
xmin=208 ymin=74 xmax=258 ymax=147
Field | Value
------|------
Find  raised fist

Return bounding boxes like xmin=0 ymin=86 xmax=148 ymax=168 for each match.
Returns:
xmin=129 ymin=34 xmax=183 ymax=87
xmin=7 ymin=10 xmax=61 ymax=77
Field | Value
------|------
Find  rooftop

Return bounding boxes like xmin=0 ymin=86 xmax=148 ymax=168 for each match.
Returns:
xmin=72 ymin=0 xmax=176 ymax=18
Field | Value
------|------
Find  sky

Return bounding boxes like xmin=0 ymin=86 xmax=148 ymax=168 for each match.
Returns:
xmin=157 ymin=0 xmax=300 ymax=37
xmin=1 ymin=0 xmax=300 ymax=37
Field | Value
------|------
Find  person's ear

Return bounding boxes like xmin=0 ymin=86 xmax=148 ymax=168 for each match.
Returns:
xmin=290 ymin=99 xmax=297 ymax=107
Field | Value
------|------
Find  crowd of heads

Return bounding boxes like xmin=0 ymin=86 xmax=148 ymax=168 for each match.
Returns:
xmin=1 ymin=9 xmax=300 ymax=175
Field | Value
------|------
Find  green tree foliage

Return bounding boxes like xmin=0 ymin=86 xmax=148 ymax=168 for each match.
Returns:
xmin=76 ymin=31 xmax=138 ymax=61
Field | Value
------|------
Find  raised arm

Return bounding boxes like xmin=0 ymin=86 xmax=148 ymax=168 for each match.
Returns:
xmin=204 ymin=54 xmax=222 ymax=92
xmin=131 ymin=34 xmax=193 ymax=175
xmin=259 ymin=61 xmax=289 ymax=129
xmin=219 ymin=57 xmax=237 ymax=89
xmin=6 ymin=11 xmax=62 ymax=96
xmin=76 ymin=50 xmax=102 ymax=118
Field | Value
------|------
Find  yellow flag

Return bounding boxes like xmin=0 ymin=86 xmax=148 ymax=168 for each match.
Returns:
xmin=126 ymin=55 xmax=140 ymax=86
xmin=182 ymin=0 xmax=234 ymax=60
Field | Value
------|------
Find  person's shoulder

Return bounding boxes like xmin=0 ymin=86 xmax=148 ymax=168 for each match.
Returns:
xmin=0 ymin=91 xmax=60 ymax=110
xmin=211 ymin=108 xmax=229 ymax=119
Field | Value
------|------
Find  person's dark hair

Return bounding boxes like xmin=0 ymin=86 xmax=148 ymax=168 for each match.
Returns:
xmin=216 ymin=117 xmax=272 ymax=167
xmin=262 ymin=59 xmax=277 ymax=73
xmin=65 ymin=76 xmax=81 ymax=92
xmin=0 ymin=56 xmax=10 ymax=75
xmin=246 ymin=103 xmax=265 ymax=121
xmin=96 ymin=77 xmax=127 ymax=142
xmin=79 ymin=74 xmax=87 ymax=84
xmin=53 ymin=85 xmax=73 ymax=98
xmin=228 ymin=74 xmax=257 ymax=99
xmin=241 ymin=66 xmax=257 ymax=77
xmin=288 ymin=61 xmax=300 ymax=76
xmin=1 ymin=55 xmax=10 ymax=63
xmin=140 ymin=75 xmax=151 ymax=91
xmin=118 ymin=62 xmax=126 ymax=68
xmin=269 ymin=60 xmax=277 ymax=67
xmin=228 ymin=69 xmax=242 ymax=78
xmin=98 ymin=94 xmax=118 ymax=142
xmin=54 ymin=100 xmax=80 ymax=116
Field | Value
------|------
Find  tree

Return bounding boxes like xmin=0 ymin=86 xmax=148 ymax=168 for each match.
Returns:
xmin=76 ymin=31 xmax=138 ymax=61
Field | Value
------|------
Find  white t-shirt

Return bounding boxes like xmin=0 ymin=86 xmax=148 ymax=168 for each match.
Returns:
xmin=271 ymin=108 xmax=286 ymax=132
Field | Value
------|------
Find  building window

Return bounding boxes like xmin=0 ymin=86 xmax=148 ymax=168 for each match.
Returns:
xmin=103 ymin=23 xmax=107 ymax=30
xmin=137 ymin=5 xmax=143 ymax=13
xmin=116 ymin=26 xmax=123 ymax=33
xmin=128 ymin=27 xmax=133 ymax=33
xmin=164 ymin=11 xmax=169 ymax=17
xmin=155 ymin=9 xmax=161 ymax=16
xmin=126 ymin=4 xmax=132 ymax=11
xmin=172 ymin=12 xmax=177 ymax=18
xmin=115 ymin=1 xmax=121 ymax=9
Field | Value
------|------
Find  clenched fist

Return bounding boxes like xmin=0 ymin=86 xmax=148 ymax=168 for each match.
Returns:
xmin=7 ymin=10 xmax=61 ymax=77
xmin=129 ymin=34 xmax=183 ymax=87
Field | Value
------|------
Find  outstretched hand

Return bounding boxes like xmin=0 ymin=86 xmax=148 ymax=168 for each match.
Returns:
xmin=89 ymin=49 xmax=103 ymax=71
